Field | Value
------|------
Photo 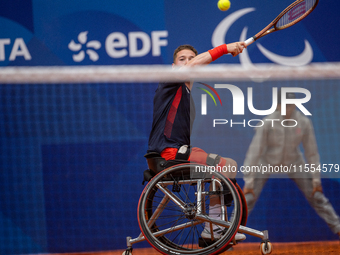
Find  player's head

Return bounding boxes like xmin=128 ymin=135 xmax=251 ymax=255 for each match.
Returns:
xmin=173 ymin=45 xmax=198 ymax=67
xmin=277 ymin=89 xmax=296 ymax=118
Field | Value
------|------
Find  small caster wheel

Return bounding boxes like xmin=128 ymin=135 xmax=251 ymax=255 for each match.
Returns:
xmin=260 ymin=240 xmax=272 ymax=254
xmin=122 ymin=248 xmax=133 ymax=255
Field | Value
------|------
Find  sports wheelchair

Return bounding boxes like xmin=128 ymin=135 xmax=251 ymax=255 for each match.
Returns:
xmin=124 ymin=152 xmax=272 ymax=255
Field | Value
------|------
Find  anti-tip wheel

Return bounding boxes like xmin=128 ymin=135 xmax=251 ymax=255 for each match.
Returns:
xmin=260 ymin=241 xmax=272 ymax=255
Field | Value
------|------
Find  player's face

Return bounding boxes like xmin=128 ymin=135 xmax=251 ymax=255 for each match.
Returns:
xmin=173 ymin=49 xmax=196 ymax=67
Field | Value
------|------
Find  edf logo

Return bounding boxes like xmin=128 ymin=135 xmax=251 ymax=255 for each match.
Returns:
xmin=69 ymin=30 xmax=168 ymax=62
xmin=200 ymin=85 xmax=311 ymax=116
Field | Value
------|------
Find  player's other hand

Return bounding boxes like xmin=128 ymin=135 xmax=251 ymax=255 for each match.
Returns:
xmin=227 ymin=42 xmax=247 ymax=57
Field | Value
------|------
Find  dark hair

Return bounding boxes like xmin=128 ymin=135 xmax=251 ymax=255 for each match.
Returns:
xmin=173 ymin=45 xmax=198 ymax=63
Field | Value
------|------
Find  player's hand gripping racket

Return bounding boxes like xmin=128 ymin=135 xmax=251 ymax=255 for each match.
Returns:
xmin=244 ymin=0 xmax=319 ymax=46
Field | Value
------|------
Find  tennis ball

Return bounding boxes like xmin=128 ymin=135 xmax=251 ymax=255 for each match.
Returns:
xmin=218 ymin=0 xmax=230 ymax=11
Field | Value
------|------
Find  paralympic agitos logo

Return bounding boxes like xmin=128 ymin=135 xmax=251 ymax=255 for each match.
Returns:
xmin=213 ymin=8 xmax=314 ymax=67
xmin=198 ymin=85 xmax=312 ymax=128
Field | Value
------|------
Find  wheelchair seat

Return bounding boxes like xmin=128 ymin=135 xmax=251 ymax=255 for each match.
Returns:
xmin=144 ymin=152 xmax=167 ymax=174
xmin=143 ymin=152 xmax=191 ymax=183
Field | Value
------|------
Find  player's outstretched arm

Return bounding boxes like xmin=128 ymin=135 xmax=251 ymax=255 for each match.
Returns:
xmin=185 ymin=41 xmax=246 ymax=67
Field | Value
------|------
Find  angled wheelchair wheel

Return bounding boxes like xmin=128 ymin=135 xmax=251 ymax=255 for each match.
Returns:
xmin=236 ymin=182 xmax=248 ymax=227
xmin=216 ymin=182 xmax=249 ymax=254
xmin=138 ymin=163 xmax=242 ymax=255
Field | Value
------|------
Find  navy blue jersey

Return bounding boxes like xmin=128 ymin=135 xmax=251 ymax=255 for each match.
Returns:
xmin=147 ymin=82 xmax=196 ymax=154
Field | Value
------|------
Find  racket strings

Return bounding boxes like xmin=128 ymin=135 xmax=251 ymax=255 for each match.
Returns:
xmin=276 ymin=0 xmax=318 ymax=29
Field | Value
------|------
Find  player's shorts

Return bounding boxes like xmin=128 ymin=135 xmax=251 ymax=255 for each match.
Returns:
xmin=161 ymin=147 xmax=227 ymax=168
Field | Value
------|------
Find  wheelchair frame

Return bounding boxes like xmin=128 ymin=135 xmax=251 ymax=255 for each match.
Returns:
xmin=124 ymin=155 xmax=272 ymax=255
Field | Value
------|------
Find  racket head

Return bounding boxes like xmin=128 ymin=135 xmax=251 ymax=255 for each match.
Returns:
xmin=254 ymin=0 xmax=319 ymax=40
xmin=274 ymin=0 xmax=319 ymax=30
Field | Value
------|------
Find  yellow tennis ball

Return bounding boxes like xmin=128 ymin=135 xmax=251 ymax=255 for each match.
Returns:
xmin=218 ymin=0 xmax=230 ymax=11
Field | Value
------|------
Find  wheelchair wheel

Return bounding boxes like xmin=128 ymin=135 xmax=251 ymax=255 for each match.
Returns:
xmin=138 ymin=163 xmax=242 ymax=255
xmin=236 ymin=182 xmax=248 ymax=227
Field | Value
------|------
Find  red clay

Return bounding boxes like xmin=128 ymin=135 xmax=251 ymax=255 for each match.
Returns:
xmin=49 ymin=240 xmax=340 ymax=255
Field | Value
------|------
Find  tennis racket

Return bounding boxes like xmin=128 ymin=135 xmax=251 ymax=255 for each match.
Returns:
xmin=244 ymin=0 xmax=319 ymax=46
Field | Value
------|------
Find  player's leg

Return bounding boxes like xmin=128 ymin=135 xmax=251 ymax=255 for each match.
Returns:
xmin=210 ymin=157 xmax=237 ymax=206
xmin=189 ymin=148 xmax=246 ymax=241
xmin=292 ymin=176 xmax=340 ymax=235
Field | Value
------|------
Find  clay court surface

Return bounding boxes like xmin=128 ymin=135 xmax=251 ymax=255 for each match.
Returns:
xmin=49 ymin=240 xmax=339 ymax=255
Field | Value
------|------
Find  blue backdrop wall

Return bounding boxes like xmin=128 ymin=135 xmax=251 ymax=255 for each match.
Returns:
xmin=1 ymin=1 xmax=340 ymax=254
xmin=1 ymin=0 xmax=340 ymax=66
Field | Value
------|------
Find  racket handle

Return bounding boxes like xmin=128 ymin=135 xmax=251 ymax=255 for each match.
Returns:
xmin=227 ymin=37 xmax=254 ymax=55
xmin=244 ymin=37 xmax=255 ymax=46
